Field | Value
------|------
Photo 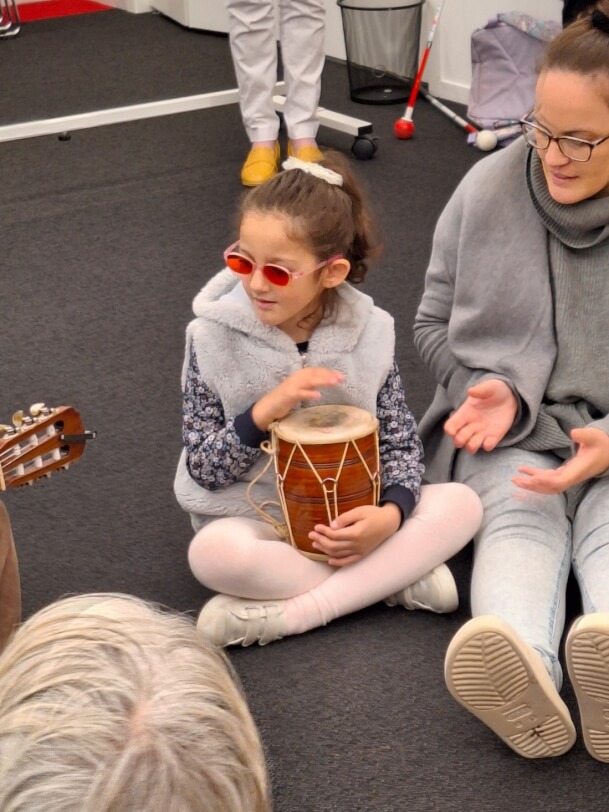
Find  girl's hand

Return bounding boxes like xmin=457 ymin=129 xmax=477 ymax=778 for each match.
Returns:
xmin=513 ymin=427 xmax=609 ymax=494
xmin=445 ymin=379 xmax=518 ymax=453
xmin=309 ymin=503 xmax=401 ymax=567
xmin=252 ymin=367 xmax=344 ymax=431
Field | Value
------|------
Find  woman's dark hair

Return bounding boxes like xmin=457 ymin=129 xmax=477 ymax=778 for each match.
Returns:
xmin=563 ymin=0 xmax=597 ymax=26
xmin=545 ymin=0 xmax=609 ymax=88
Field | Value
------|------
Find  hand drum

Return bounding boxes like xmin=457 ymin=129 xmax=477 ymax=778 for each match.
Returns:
xmin=270 ymin=405 xmax=380 ymax=561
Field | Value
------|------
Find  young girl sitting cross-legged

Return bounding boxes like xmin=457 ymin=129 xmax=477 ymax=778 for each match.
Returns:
xmin=174 ymin=152 xmax=482 ymax=647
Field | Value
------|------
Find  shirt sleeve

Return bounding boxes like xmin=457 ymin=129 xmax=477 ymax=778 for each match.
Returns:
xmin=377 ymin=361 xmax=425 ymax=521
xmin=183 ymin=344 xmax=264 ymax=490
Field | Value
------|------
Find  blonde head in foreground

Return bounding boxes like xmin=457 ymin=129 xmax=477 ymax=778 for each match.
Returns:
xmin=0 ymin=593 xmax=270 ymax=812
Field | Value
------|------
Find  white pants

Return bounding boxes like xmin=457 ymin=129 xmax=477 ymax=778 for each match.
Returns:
xmin=226 ymin=0 xmax=326 ymax=142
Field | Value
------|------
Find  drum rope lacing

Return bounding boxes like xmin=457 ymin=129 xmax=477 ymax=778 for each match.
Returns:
xmin=245 ymin=427 xmax=289 ymax=540
xmin=246 ymin=423 xmax=381 ymax=548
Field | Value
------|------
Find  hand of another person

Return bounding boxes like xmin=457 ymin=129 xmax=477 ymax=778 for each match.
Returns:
xmin=512 ymin=427 xmax=609 ymax=494
xmin=445 ymin=379 xmax=518 ymax=453
xmin=252 ymin=367 xmax=344 ymax=431
xmin=308 ymin=503 xmax=401 ymax=567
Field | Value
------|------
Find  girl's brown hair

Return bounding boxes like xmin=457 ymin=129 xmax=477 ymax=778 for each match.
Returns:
xmin=239 ymin=149 xmax=382 ymax=287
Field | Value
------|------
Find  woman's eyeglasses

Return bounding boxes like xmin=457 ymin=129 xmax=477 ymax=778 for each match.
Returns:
xmin=519 ymin=113 xmax=609 ymax=162
xmin=224 ymin=242 xmax=342 ymax=287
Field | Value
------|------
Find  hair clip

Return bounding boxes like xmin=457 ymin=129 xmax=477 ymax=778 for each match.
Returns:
xmin=281 ymin=157 xmax=344 ymax=187
xmin=592 ymin=9 xmax=609 ymax=35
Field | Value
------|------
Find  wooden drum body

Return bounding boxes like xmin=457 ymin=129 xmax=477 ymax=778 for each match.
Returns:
xmin=270 ymin=405 xmax=380 ymax=561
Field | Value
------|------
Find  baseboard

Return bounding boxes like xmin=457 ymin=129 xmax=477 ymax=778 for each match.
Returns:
xmin=103 ymin=0 xmax=152 ymax=13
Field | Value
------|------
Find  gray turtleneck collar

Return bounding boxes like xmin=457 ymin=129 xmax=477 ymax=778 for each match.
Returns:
xmin=526 ymin=147 xmax=609 ymax=248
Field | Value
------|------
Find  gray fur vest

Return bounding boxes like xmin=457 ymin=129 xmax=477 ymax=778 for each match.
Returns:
xmin=174 ymin=270 xmax=395 ymax=527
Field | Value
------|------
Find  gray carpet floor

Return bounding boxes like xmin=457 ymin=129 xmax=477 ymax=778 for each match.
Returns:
xmin=1 ymin=9 xmax=606 ymax=811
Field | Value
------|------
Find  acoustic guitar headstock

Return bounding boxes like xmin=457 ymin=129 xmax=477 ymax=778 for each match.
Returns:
xmin=0 ymin=403 xmax=96 ymax=490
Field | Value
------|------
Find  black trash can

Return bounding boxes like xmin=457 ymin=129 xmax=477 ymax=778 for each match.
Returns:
xmin=337 ymin=0 xmax=423 ymax=104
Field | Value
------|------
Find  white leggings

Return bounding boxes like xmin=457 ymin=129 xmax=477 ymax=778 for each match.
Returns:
xmin=188 ymin=483 xmax=482 ymax=636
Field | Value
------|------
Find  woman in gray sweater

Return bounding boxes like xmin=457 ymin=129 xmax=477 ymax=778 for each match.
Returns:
xmin=415 ymin=5 xmax=609 ymax=762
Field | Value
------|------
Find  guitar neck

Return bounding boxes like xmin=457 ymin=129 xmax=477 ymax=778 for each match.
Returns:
xmin=0 ymin=405 xmax=95 ymax=490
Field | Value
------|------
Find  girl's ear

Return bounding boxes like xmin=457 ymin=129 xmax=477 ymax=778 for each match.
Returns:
xmin=322 ymin=258 xmax=351 ymax=288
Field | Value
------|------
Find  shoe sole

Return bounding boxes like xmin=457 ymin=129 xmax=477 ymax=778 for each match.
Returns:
xmin=566 ymin=613 xmax=609 ymax=763
xmin=445 ymin=616 xmax=575 ymax=758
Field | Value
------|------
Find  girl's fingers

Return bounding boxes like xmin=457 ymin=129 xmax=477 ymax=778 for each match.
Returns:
xmin=328 ymin=554 xmax=361 ymax=568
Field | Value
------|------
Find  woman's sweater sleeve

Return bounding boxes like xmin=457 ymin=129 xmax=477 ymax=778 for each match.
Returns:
xmin=413 ymin=179 xmax=523 ymax=422
xmin=414 ymin=184 xmax=491 ymax=405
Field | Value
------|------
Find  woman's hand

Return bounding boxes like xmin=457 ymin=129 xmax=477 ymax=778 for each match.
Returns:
xmin=252 ymin=367 xmax=344 ymax=431
xmin=513 ymin=427 xmax=609 ymax=494
xmin=445 ymin=379 xmax=518 ymax=453
xmin=308 ymin=503 xmax=401 ymax=567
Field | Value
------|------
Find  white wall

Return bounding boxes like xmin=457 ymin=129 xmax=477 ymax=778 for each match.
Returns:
xmin=103 ymin=0 xmax=564 ymax=103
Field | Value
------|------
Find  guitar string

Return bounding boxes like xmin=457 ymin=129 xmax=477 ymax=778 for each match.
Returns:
xmin=0 ymin=429 xmax=62 ymax=469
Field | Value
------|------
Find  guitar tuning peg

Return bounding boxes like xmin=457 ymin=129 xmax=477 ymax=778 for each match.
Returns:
xmin=29 ymin=402 xmax=47 ymax=417
xmin=0 ymin=424 xmax=14 ymax=437
xmin=12 ymin=410 xmax=24 ymax=428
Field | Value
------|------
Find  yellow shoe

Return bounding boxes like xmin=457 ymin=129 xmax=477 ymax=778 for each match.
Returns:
xmin=240 ymin=142 xmax=280 ymax=187
xmin=287 ymin=142 xmax=324 ymax=163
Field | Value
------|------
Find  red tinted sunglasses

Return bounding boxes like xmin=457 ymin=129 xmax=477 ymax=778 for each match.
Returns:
xmin=224 ymin=242 xmax=342 ymax=287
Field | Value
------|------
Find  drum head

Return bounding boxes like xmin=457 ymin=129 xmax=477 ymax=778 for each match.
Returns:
xmin=274 ymin=405 xmax=378 ymax=444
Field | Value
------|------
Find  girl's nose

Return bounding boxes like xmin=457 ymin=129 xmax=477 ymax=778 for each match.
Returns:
xmin=249 ymin=266 xmax=270 ymax=291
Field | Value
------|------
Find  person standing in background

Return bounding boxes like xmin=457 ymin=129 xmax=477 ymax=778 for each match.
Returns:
xmin=227 ymin=0 xmax=325 ymax=186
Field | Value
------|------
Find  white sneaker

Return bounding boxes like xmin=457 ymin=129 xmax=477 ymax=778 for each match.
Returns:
xmin=445 ymin=615 xmax=576 ymax=759
xmin=384 ymin=564 xmax=459 ymax=614
xmin=196 ymin=594 xmax=286 ymax=648
xmin=566 ymin=612 xmax=609 ymax=763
